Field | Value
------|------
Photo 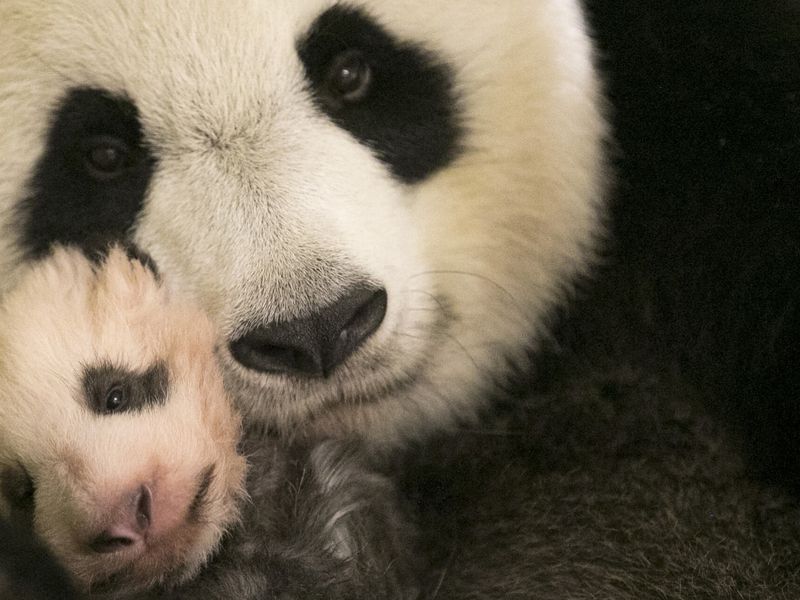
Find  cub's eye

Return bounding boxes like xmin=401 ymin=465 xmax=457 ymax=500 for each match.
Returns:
xmin=325 ymin=50 xmax=372 ymax=104
xmin=105 ymin=385 xmax=126 ymax=413
xmin=82 ymin=136 xmax=131 ymax=180
xmin=1 ymin=464 xmax=35 ymax=512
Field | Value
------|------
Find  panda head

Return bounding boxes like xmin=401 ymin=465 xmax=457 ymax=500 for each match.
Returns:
xmin=0 ymin=1 xmax=606 ymax=443
xmin=0 ymin=246 xmax=246 ymax=592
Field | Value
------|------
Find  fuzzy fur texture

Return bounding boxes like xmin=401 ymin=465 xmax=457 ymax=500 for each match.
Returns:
xmin=0 ymin=517 xmax=81 ymax=599
xmin=401 ymin=2 xmax=800 ymax=597
xmin=0 ymin=0 xmax=606 ymax=445
xmin=133 ymin=438 xmax=420 ymax=600
xmin=0 ymin=247 xmax=246 ymax=592
xmin=404 ymin=335 xmax=800 ymax=599
xmin=4 ymin=1 xmax=800 ymax=598
xmin=1 ymin=438 xmax=420 ymax=600
xmin=0 ymin=247 xmax=419 ymax=599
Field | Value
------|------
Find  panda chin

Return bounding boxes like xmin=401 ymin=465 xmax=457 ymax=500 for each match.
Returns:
xmin=218 ymin=346 xmax=408 ymax=421
xmin=218 ymin=324 xmax=445 ymax=436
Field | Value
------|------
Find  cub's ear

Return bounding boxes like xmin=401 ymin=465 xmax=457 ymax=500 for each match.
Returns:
xmin=87 ymin=239 xmax=159 ymax=280
xmin=120 ymin=242 xmax=159 ymax=280
xmin=0 ymin=517 xmax=82 ymax=600
xmin=88 ymin=242 xmax=167 ymax=320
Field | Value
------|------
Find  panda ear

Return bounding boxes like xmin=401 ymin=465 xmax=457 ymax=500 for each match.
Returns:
xmin=91 ymin=243 xmax=165 ymax=318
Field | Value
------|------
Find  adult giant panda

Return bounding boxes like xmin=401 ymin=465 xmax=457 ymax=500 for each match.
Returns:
xmin=0 ymin=0 xmax=605 ymax=446
xmin=3 ymin=0 xmax=800 ymax=598
xmin=0 ymin=1 xmax=604 ymax=595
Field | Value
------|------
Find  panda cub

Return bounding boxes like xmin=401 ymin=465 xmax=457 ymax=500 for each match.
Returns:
xmin=0 ymin=246 xmax=418 ymax=599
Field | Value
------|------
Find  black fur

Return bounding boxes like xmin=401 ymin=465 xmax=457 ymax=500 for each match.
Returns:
xmin=298 ymin=4 xmax=462 ymax=184
xmin=404 ymin=336 xmax=800 ymax=598
xmin=82 ymin=361 xmax=169 ymax=415
xmin=0 ymin=464 xmax=35 ymax=530
xmin=19 ymin=88 xmax=155 ymax=259
xmin=85 ymin=242 xmax=160 ymax=281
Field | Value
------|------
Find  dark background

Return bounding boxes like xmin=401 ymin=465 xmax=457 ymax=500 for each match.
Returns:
xmin=408 ymin=2 xmax=800 ymax=597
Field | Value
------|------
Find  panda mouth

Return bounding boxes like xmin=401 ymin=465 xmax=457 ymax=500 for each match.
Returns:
xmin=217 ymin=288 xmax=450 ymax=431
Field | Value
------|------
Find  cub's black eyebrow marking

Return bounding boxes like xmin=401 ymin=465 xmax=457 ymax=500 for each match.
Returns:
xmin=82 ymin=361 xmax=169 ymax=415
xmin=298 ymin=4 xmax=463 ymax=184
xmin=18 ymin=87 xmax=156 ymax=259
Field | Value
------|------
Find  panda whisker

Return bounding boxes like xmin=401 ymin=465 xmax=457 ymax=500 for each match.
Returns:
xmin=398 ymin=330 xmax=481 ymax=375
xmin=409 ymin=270 xmax=527 ymax=316
xmin=407 ymin=288 xmax=450 ymax=316
xmin=428 ymin=545 xmax=458 ymax=599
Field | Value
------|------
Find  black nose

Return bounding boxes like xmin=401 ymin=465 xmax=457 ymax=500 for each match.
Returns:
xmin=229 ymin=285 xmax=387 ymax=377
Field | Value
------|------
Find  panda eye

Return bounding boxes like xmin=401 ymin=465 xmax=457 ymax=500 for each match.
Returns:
xmin=104 ymin=385 xmax=127 ymax=413
xmin=1 ymin=464 xmax=35 ymax=512
xmin=325 ymin=50 xmax=372 ymax=104
xmin=82 ymin=136 xmax=131 ymax=180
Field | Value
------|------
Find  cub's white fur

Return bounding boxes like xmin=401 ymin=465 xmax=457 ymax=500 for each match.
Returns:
xmin=0 ymin=247 xmax=246 ymax=591
xmin=0 ymin=1 xmax=606 ymax=444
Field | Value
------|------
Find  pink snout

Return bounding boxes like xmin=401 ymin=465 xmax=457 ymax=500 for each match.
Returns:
xmin=88 ymin=485 xmax=152 ymax=554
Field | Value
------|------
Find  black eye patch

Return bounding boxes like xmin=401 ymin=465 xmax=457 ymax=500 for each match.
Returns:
xmin=82 ymin=361 xmax=169 ymax=415
xmin=298 ymin=4 xmax=463 ymax=184
xmin=18 ymin=87 xmax=155 ymax=260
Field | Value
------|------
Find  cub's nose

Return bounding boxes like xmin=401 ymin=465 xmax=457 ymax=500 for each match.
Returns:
xmin=229 ymin=284 xmax=387 ymax=378
xmin=89 ymin=485 xmax=151 ymax=554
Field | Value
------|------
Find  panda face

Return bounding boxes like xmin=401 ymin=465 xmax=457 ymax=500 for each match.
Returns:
xmin=0 ymin=247 xmax=246 ymax=592
xmin=0 ymin=1 xmax=606 ymax=443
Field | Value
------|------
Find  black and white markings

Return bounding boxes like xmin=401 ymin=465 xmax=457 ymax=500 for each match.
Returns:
xmin=82 ymin=360 xmax=169 ymax=415
xmin=20 ymin=88 xmax=155 ymax=259
xmin=298 ymin=5 xmax=463 ymax=184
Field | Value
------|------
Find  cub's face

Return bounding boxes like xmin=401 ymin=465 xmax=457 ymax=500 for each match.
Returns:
xmin=0 ymin=248 xmax=245 ymax=592
xmin=0 ymin=1 xmax=605 ymax=442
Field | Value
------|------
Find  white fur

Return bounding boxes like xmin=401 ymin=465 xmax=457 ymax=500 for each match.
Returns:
xmin=0 ymin=247 xmax=246 ymax=591
xmin=0 ymin=1 xmax=606 ymax=445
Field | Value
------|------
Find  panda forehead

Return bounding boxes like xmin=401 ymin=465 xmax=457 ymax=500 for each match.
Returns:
xmin=34 ymin=1 xmax=405 ymax=101
xmin=30 ymin=1 xmax=459 ymax=151
xmin=13 ymin=1 xmax=464 ymax=258
xmin=34 ymin=3 xmax=316 ymax=115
